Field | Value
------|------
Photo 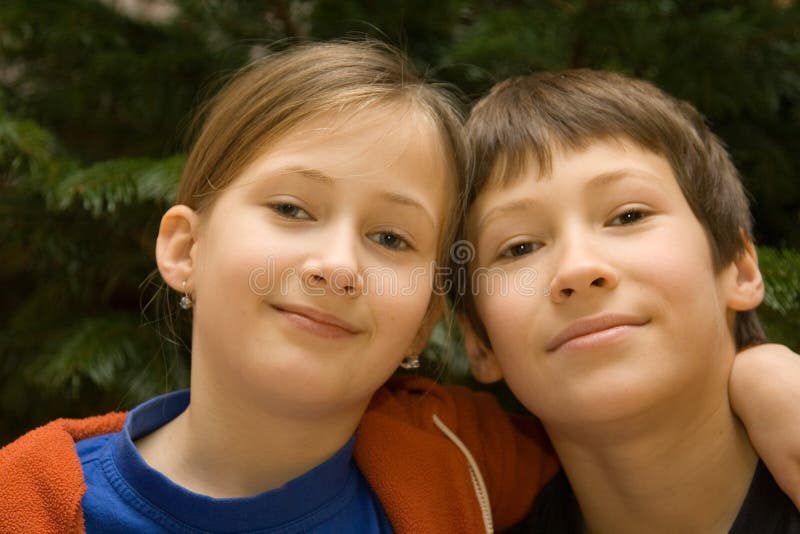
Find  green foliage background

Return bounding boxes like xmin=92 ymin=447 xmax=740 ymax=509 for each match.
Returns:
xmin=2 ymin=0 xmax=798 ymax=444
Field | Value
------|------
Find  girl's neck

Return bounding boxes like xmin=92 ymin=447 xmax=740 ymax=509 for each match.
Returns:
xmin=135 ymin=368 xmax=366 ymax=498
xmin=545 ymin=382 xmax=758 ymax=534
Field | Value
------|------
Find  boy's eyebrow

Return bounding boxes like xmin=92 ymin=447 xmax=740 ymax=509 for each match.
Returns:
xmin=586 ymin=168 xmax=663 ymax=189
xmin=477 ymin=168 xmax=664 ymax=229
xmin=478 ymin=198 xmax=540 ymax=229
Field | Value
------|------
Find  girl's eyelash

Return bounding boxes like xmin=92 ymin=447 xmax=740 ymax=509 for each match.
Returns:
xmin=267 ymin=204 xmax=413 ymax=251
xmin=269 ymin=202 xmax=313 ymax=220
xmin=368 ymin=231 xmax=413 ymax=251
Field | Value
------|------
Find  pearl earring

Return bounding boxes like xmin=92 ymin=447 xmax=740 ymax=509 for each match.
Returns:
xmin=179 ymin=281 xmax=193 ymax=310
xmin=399 ymin=356 xmax=420 ymax=370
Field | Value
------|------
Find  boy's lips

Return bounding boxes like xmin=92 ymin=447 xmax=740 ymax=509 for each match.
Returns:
xmin=546 ymin=313 xmax=649 ymax=353
xmin=272 ymin=303 xmax=362 ymax=337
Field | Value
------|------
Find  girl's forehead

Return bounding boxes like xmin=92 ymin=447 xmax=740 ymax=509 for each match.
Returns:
xmin=197 ymin=101 xmax=459 ymax=256
xmin=289 ymin=102 xmax=443 ymax=146
xmin=219 ymin=104 xmax=452 ymax=200
xmin=260 ymin=105 xmax=448 ymax=176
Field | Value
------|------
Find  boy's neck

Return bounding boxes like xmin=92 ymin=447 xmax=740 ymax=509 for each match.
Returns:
xmin=135 ymin=368 xmax=366 ymax=498
xmin=544 ymin=369 xmax=758 ymax=534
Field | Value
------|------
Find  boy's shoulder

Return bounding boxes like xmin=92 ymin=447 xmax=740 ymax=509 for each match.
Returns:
xmin=730 ymin=460 xmax=800 ymax=533
xmin=0 ymin=412 xmax=126 ymax=534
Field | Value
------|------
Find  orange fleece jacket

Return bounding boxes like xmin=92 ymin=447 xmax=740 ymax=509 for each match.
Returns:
xmin=0 ymin=376 xmax=558 ymax=534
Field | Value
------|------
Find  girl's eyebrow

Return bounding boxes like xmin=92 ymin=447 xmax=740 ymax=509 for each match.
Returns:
xmin=274 ymin=165 xmax=335 ymax=184
xmin=378 ymin=191 xmax=436 ymax=229
xmin=268 ymin=165 xmax=436 ymax=229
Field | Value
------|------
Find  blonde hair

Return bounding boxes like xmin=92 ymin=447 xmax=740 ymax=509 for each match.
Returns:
xmin=181 ymin=39 xmax=465 ymax=270
xmin=152 ymin=40 xmax=467 ymax=355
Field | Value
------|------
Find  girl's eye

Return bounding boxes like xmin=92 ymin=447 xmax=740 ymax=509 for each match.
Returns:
xmin=271 ymin=202 xmax=312 ymax=220
xmin=501 ymin=241 xmax=540 ymax=258
xmin=609 ymin=209 xmax=647 ymax=226
xmin=369 ymin=231 xmax=410 ymax=251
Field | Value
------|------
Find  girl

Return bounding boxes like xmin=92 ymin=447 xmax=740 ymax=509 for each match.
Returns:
xmin=2 ymin=42 xmax=799 ymax=534
xmin=0 ymin=40 xmax=555 ymax=534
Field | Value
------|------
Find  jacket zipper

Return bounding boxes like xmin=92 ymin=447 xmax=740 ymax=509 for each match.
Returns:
xmin=432 ymin=414 xmax=494 ymax=534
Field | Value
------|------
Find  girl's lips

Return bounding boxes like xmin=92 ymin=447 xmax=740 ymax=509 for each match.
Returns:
xmin=272 ymin=304 xmax=361 ymax=338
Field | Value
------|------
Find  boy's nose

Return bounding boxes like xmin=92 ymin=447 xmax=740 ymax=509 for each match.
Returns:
xmin=548 ymin=236 xmax=618 ymax=304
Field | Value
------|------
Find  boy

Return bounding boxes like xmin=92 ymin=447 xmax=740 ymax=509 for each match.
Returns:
xmin=460 ymin=70 xmax=800 ymax=532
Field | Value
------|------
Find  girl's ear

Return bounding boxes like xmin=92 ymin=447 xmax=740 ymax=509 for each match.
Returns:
xmin=725 ymin=231 xmax=765 ymax=312
xmin=456 ymin=313 xmax=503 ymax=384
xmin=156 ymin=205 xmax=200 ymax=293
xmin=406 ymin=294 xmax=445 ymax=359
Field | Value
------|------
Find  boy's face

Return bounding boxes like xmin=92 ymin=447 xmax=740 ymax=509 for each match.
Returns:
xmin=467 ymin=140 xmax=757 ymax=427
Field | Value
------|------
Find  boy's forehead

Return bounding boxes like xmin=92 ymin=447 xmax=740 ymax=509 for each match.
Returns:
xmin=466 ymin=166 xmax=540 ymax=237
xmin=469 ymin=141 xmax=583 ymax=214
xmin=467 ymin=140 xmax=681 ymax=225
xmin=474 ymin=137 xmax=675 ymax=191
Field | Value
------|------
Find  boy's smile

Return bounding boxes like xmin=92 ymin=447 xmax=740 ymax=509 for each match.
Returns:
xmin=545 ymin=312 xmax=649 ymax=354
xmin=468 ymin=140 xmax=742 ymax=427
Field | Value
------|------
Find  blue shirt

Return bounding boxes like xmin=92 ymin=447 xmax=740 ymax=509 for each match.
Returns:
xmin=76 ymin=390 xmax=393 ymax=533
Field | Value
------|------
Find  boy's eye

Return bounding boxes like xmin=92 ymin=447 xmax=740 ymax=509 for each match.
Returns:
xmin=271 ymin=202 xmax=312 ymax=220
xmin=501 ymin=241 xmax=540 ymax=258
xmin=609 ymin=209 xmax=647 ymax=226
xmin=368 ymin=231 xmax=410 ymax=251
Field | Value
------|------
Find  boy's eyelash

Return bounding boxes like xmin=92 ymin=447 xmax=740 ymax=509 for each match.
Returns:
xmin=500 ymin=241 xmax=542 ymax=259
xmin=609 ymin=208 xmax=649 ymax=226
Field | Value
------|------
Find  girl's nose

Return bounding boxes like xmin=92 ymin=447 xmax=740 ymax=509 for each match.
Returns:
xmin=300 ymin=227 xmax=363 ymax=297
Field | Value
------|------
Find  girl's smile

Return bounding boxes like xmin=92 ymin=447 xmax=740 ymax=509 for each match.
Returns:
xmin=271 ymin=303 xmax=363 ymax=338
xmin=185 ymin=103 xmax=450 ymax=418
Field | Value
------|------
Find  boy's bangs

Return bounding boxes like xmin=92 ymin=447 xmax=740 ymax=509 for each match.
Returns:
xmin=480 ymin=134 xmax=639 ymax=191
xmin=481 ymin=149 xmax=538 ymax=190
xmin=473 ymin=136 xmax=559 ymax=196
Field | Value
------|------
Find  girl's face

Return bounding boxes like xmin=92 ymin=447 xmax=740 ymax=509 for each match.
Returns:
xmin=185 ymin=105 xmax=450 ymax=419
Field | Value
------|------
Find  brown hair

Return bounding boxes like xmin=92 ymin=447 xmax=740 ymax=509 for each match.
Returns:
xmin=152 ymin=40 xmax=467 ymax=352
xmin=461 ymin=69 xmax=764 ymax=349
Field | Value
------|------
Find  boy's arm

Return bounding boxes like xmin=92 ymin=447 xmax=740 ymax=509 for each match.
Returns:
xmin=730 ymin=343 xmax=800 ymax=510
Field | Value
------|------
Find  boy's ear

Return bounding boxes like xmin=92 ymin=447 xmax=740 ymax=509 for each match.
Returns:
xmin=156 ymin=205 xmax=200 ymax=293
xmin=724 ymin=231 xmax=765 ymax=312
xmin=456 ymin=313 xmax=503 ymax=384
